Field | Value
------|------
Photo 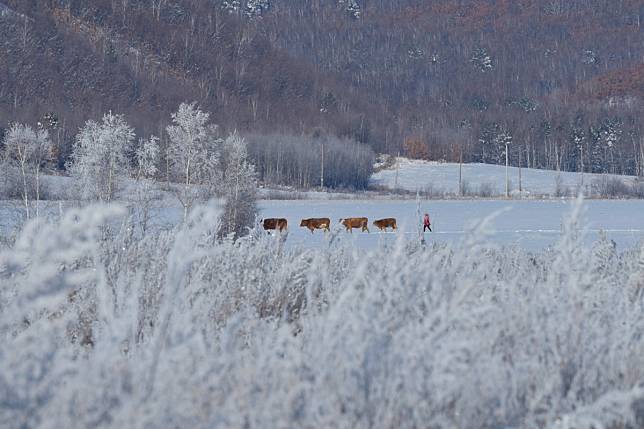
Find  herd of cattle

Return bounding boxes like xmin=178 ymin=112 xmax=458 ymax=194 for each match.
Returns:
xmin=262 ymin=217 xmax=397 ymax=233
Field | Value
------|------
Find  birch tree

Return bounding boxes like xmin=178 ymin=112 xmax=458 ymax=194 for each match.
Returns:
xmin=2 ymin=123 xmax=52 ymax=218
xmin=133 ymin=136 xmax=160 ymax=233
xmin=219 ymin=132 xmax=257 ymax=237
xmin=166 ymin=102 xmax=222 ymax=220
xmin=67 ymin=113 xmax=135 ymax=203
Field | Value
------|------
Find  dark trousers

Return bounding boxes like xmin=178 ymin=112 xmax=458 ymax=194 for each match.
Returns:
xmin=423 ymin=224 xmax=432 ymax=232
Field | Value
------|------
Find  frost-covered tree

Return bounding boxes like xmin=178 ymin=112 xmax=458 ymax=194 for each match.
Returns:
xmin=589 ymin=125 xmax=605 ymax=173
xmin=600 ymin=118 xmax=622 ymax=173
xmin=221 ymin=0 xmax=269 ymax=18
xmin=571 ymin=122 xmax=586 ymax=172
xmin=221 ymin=0 xmax=241 ymax=13
xmin=133 ymin=136 xmax=161 ymax=233
xmin=339 ymin=0 xmax=360 ymax=19
xmin=166 ymin=102 xmax=222 ymax=220
xmin=471 ymin=47 xmax=493 ymax=72
xmin=67 ymin=112 xmax=135 ymax=203
xmin=2 ymin=123 xmax=52 ymax=218
xmin=245 ymin=0 xmax=270 ymax=18
xmin=581 ymin=49 xmax=600 ymax=66
xmin=514 ymin=97 xmax=537 ymax=113
xmin=219 ymin=132 xmax=257 ymax=238
xmin=495 ymin=129 xmax=512 ymax=164
xmin=407 ymin=46 xmax=425 ymax=60
xmin=136 ymin=136 xmax=160 ymax=180
xmin=588 ymin=119 xmax=623 ymax=174
xmin=478 ymin=122 xmax=504 ymax=164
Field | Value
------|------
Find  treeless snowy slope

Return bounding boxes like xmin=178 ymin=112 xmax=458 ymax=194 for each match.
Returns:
xmin=371 ymin=158 xmax=641 ymax=197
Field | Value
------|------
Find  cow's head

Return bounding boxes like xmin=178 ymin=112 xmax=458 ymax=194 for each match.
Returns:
xmin=300 ymin=219 xmax=307 ymax=227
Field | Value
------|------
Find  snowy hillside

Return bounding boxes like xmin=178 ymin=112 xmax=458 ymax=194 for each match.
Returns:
xmin=371 ymin=157 xmax=642 ymax=197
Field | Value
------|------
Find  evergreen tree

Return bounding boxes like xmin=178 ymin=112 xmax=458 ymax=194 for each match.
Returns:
xmin=600 ymin=118 xmax=622 ymax=174
xmin=221 ymin=0 xmax=241 ymax=13
xmin=589 ymin=125 xmax=605 ymax=173
xmin=245 ymin=0 xmax=270 ymax=18
xmin=495 ymin=129 xmax=512 ymax=165
xmin=470 ymin=48 xmax=493 ymax=72
xmin=478 ymin=122 xmax=502 ymax=164
xmin=570 ymin=117 xmax=586 ymax=172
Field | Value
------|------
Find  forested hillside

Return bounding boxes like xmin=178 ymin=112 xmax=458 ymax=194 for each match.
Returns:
xmin=1 ymin=0 xmax=643 ymax=178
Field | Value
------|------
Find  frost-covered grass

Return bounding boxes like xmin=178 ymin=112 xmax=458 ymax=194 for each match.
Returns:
xmin=2 ymin=200 xmax=644 ymax=428
xmin=371 ymin=157 xmax=643 ymax=198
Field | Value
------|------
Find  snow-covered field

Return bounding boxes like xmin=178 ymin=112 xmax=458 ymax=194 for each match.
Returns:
xmin=4 ymin=198 xmax=644 ymax=252
xmin=260 ymin=199 xmax=644 ymax=251
xmin=371 ymin=158 xmax=642 ymax=197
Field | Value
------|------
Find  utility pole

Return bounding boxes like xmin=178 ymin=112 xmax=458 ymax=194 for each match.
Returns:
xmin=640 ymin=136 xmax=644 ymax=178
xmin=518 ymin=150 xmax=522 ymax=198
xmin=394 ymin=151 xmax=400 ymax=189
xmin=580 ymin=146 xmax=584 ymax=188
xmin=459 ymin=147 xmax=463 ymax=196
xmin=320 ymin=142 xmax=324 ymax=189
xmin=505 ymin=141 xmax=510 ymax=198
xmin=639 ymin=136 xmax=644 ymax=178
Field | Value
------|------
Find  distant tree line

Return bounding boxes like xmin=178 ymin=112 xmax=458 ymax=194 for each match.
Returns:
xmin=1 ymin=0 xmax=644 ymax=177
xmin=246 ymin=133 xmax=375 ymax=189
xmin=466 ymin=109 xmax=644 ymax=176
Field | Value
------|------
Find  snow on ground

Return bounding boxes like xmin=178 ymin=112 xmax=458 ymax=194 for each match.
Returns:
xmin=259 ymin=199 xmax=644 ymax=251
xmin=370 ymin=157 xmax=641 ymax=197
xmin=3 ymin=198 xmax=644 ymax=251
xmin=5 ymin=168 xmax=644 ymax=252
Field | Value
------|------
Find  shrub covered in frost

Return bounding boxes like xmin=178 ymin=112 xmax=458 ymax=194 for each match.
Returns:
xmin=1 ymin=200 xmax=644 ymax=428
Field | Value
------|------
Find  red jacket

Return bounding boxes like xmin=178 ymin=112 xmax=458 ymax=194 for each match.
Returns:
xmin=423 ymin=214 xmax=431 ymax=226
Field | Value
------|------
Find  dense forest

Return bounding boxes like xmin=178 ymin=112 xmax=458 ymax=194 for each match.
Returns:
xmin=1 ymin=0 xmax=644 ymax=183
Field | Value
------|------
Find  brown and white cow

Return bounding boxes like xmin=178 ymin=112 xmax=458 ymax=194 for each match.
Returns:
xmin=373 ymin=218 xmax=397 ymax=232
xmin=300 ymin=218 xmax=331 ymax=233
xmin=262 ymin=218 xmax=288 ymax=232
xmin=340 ymin=217 xmax=369 ymax=233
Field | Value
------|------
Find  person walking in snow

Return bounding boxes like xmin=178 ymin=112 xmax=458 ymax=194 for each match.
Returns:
xmin=423 ymin=212 xmax=432 ymax=232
